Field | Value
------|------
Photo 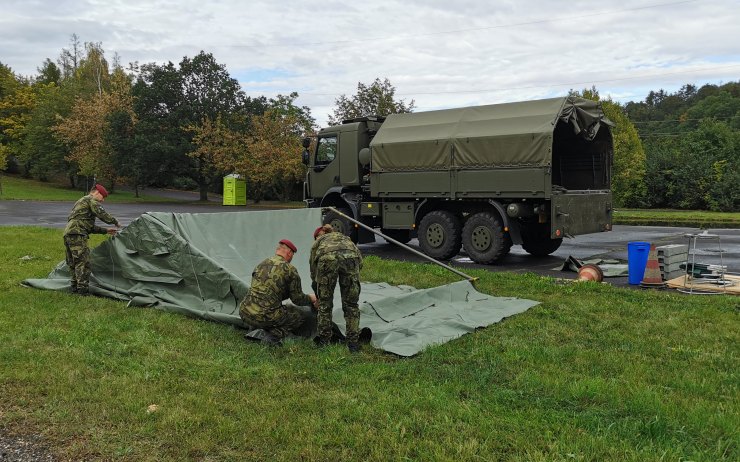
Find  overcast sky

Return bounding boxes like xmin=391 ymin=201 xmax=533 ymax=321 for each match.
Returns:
xmin=1 ymin=0 xmax=738 ymax=125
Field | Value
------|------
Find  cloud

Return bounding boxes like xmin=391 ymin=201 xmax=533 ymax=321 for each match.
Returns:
xmin=1 ymin=0 xmax=738 ymax=125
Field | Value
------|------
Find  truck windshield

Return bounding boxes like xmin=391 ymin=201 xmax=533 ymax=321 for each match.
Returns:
xmin=316 ymin=136 xmax=337 ymax=165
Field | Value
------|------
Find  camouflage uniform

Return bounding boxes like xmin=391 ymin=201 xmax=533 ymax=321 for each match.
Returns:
xmin=63 ymin=194 xmax=119 ymax=294
xmin=239 ymin=255 xmax=313 ymax=339
xmin=310 ymin=232 xmax=362 ymax=345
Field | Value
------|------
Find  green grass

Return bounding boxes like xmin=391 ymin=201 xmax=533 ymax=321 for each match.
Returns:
xmin=614 ymin=209 xmax=740 ymax=228
xmin=0 ymin=174 xmax=305 ymax=208
xmin=0 ymin=174 xmax=188 ymax=203
xmin=1 ymin=228 xmax=739 ymax=461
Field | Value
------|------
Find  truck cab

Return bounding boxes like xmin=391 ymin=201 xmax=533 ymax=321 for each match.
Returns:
xmin=303 ymin=118 xmax=382 ymax=241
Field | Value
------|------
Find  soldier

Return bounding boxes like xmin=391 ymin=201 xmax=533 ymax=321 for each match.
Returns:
xmin=239 ymin=239 xmax=318 ymax=345
xmin=63 ymin=184 xmax=121 ymax=295
xmin=310 ymin=224 xmax=363 ymax=352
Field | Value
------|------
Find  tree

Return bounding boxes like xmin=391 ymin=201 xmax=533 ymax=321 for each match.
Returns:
xmin=19 ymin=83 xmax=75 ymax=181
xmin=36 ymin=59 xmax=61 ymax=86
xmin=58 ymin=34 xmax=83 ymax=80
xmin=267 ymin=92 xmax=316 ymax=134
xmin=133 ymin=51 xmax=252 ymax=200
xmin=76 ymin=42 xmax=110 ymax=96
xmin=106 ymin=66 xmax=150 ymax=196
xmin=17 ymin=37 xmax=118 ymax=184
xmin=328 ymin=78 xmax=415 ymax=125
xmin=624 ymin=81 xmax=739 ymax=211
xmin=53 ymin=93 xmax=113 ymax=180
xmin=51 ymin=42 xmax=126 ymax=188
xmin=1 ymin=63 xmax=35 ymax=174
xmin=131 ymin=61 xmax=188 ymax=188
xmin=189 ymin=115 xmax=251 ymax=196
xmin=0 ymin=84 xmax=36 ymax=170
xmin=53 ymin=81 xmax=135 ymax=189
xmin=685 ymin=91 xmax=740 ymax=130
xmin=193 ymin=93 xmax=314 ymax=202
xmin=572 ymin=87 xmax=646 ymax=207
xmin=677 ymin=119 xmax=738 ymax=211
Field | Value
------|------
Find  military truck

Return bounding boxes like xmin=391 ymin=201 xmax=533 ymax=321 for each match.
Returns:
xmin=302 ymin=96 xmax=613 ymax=264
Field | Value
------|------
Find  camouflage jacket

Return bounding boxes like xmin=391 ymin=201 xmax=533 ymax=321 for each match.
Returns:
xmin=63 ymin=195 xmax=119 ymax=237
xmin=246 ymin=255 xmax=311 ymax=313
xmin=310 ymin=232 xmax=362 ymax=281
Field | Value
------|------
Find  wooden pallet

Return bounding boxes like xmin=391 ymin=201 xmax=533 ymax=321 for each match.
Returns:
xmin=665 ymin=274 xmax=740 ymax=295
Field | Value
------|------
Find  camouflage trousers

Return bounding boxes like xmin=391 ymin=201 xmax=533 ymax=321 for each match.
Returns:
xmin=315 ymin=253 xmax=361 ymax=345
xmin=239 ymin=302 xmax=307 ymax=340
xmin=64 ymin=234 xmax=90 ymax=293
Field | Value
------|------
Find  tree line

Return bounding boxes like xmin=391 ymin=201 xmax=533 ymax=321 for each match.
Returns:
xmin=1 ymin=35 xmax=737 ymax=210
xmin=0 ymin=35 xmax=318 ymax=201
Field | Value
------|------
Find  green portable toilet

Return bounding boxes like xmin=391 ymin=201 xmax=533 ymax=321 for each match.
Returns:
xmin=223 ymin=174 xmax=246 ymax=206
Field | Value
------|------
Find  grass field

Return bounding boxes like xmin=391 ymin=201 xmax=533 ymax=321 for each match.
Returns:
xmin=614 ymin=209 xmax=740 ymax=229
xmin=0 ymin=227 xmax=737 ymax=461
xmin=0 ymin=174 xmax=305 ymax=208
xmin=0 ymin=174 xmax=188 ymax=203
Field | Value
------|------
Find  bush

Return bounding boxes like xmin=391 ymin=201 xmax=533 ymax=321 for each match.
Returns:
xmin=171 ymin=176 xmax=198 ymax=191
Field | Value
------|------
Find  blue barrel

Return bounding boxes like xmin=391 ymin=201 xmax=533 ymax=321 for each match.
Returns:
xmin=627 ymin=241 xmax=651 ymax=284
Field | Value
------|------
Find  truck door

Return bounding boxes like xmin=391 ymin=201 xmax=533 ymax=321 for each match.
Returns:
xmin=309 ymin=135 xmax=340 ymax=199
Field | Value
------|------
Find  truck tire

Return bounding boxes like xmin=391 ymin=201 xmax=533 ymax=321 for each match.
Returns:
xmin=323 ymin=208 xmax=358 ymax=243
xmin=418 ymin=210 xmax=462 ymax=260
xmin=462 ymin=211 xmax=507 ymax=264
xmin=381 ymin=229 xmax=411 ymax=245
xmin=521 ymin=223 xmax=563 ymax=256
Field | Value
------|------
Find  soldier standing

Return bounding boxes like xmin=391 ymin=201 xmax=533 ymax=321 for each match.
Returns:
xmin=310 ymin=224 xmax=363 ymax=352
xmin=63 ymin=184 xmax=121 ymax=295
xmin=239 ymin=239 xmax=318 ymax=345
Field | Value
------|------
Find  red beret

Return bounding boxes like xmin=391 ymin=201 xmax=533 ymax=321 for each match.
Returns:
xmin=279 ymin=239 xmax=297 ymax=253
xmin=313 ymin=227 xmax=323 ymax=239
xmin=94 ymin=184 xmax=109 ymax=198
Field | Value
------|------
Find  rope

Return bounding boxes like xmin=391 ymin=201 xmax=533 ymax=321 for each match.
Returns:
xmin=109 ymin=238 xmax=116 ymax=296
xmin=186 ymin=242 xmax=207 ymax=310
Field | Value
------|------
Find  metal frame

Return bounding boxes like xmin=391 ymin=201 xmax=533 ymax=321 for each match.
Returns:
xmin=679 ymin=233 xmax=727 ymax=295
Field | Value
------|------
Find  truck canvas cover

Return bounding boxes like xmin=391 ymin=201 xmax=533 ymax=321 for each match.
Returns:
xmin=23 ymin=209 xmax=538 ymax=356
xmin=371 ymin=96 xmax=610 ymax=171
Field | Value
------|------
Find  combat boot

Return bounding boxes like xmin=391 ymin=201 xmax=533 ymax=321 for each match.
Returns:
xmin=347 ymin=343 xmax=360 ymax=353
xmin=261 ymin=331 xmax=283 ymax=347
xmin=314 ymin=336 xmax=331 ymax=348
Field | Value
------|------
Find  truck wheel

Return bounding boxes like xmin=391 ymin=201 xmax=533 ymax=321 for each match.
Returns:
xmin=323 ymin=208 xmax=358 ymax=243
xmin=462 ymin=212 xmax=507 ymax=264
xmin=381 ymin=229 xmax=411 ymax=244
xmin=418 ymin=211 xmax=462 ymax=260
xmin=521 ymin=223 xmax=563 ymax=256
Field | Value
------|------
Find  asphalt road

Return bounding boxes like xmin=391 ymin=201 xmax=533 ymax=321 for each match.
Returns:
xmin=2 ymin=198 xmax=738 ymax=287
xmin=364 ymin=226 xmax=740 ymax=287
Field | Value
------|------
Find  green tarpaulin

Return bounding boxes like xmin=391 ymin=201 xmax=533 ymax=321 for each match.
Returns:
xmin=371 ymin=96 xmax=612 ymax=171
xmin=23 ymin=209 xmax=538 ymax=356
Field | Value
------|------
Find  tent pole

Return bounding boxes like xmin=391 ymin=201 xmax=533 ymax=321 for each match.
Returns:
xmin=324 ymin=206 xmax=478 ymax=283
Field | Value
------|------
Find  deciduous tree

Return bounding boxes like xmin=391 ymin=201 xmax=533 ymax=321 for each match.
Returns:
xmin=133 ymin=51 xmax=253 ymax=200
xmin=1 ymin=63 xmax=35 ymax=173
xmin=328 ymin=78 xmax=414 ymax=125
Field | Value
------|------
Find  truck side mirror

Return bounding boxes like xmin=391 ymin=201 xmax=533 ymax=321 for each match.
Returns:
xmin=302 ymin=137 xmax=311 ymax=149
xmin=301 ymin=149 xmax=310 ymax=166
